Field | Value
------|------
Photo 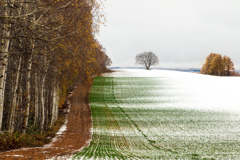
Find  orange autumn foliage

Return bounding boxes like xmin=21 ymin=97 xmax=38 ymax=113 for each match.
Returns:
xmin=201 ymin=53 xmax=235 ymax=76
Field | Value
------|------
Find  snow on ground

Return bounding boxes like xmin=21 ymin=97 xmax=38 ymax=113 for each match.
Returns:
xmin=102 ymin=69 xmax=206 ymax=77
xmin=45 ymin=101 xmax=72 ymax=148
xmin=74 ymin=70 xmax=240 ymax=159
xmin=104 ymin=69 xmax=240 ymax=114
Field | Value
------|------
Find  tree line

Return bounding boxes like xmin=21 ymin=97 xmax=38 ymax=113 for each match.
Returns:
xmin=0 ymin=0 xmax=111 ymax=135
xmin=201 ymin=53 xmax=235 ymax=76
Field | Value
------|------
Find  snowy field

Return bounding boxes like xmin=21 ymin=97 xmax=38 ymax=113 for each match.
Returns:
xmin=103 ymin=69 xmax=240 ymax=114
xmin=74 ymin=69 xmax=240 ymax=159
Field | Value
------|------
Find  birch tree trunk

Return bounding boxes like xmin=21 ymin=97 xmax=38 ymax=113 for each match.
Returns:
xmin=0 ymin=1 xmax=15 ymax=131
xmin=40 ymin=74 xmax=46 ymax=132
xmin=8 ymin=56 xmax=22 ymax=133
xmin=51 ymin=79 xmax=59 ymax=126
xmin=34 ymin=71 xmax=39 ymax=127
xmin=40 ymin=58 xmax=50 ymax=132
xmin=22 ymin=19 xmax=35 ymax=134
xmin=22 ymin=54 xmax=33 ymax=135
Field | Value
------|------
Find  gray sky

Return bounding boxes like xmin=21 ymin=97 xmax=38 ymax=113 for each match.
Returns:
xmin=97 ymin=0 xmax=240 ymax=69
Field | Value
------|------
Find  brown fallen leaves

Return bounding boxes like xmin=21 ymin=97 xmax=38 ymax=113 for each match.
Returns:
xmin=0 ymin=84 xmax=92 ymax=160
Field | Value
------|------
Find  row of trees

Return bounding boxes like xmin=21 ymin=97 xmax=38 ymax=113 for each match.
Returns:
xmin=201 ymin=53 xmax=235 ymax=76
xmin=0 ymin=0 xmax=111 ymax=134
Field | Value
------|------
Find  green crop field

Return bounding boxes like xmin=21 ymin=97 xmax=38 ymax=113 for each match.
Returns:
xmin=74 ymin=76 xmax=240 ymax=160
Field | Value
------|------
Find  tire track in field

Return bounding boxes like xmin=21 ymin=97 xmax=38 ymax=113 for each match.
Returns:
xmin=112 ymin=77 xmax=179 ymax=155
xmin=74 ymin=77 xmax=138 ymax=159
xmin=74 ymin=77 xmax=240 ymax=159
xmin=125 ymin=77 xmax=214 ymax=158
xmin=112 ymin=77 xmax=222 ymax=158
xmin=104 ymin=77 xmax=151 ymax=159
xmin=118 ymin=77 xmax=240 ymax=159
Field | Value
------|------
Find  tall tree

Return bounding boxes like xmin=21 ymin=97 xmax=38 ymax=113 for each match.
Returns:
xmin=223 ymin=56 xmax=234 ymax=76
xmin=0 ymin=0 xmax=16 ymax=132
xmin=209 ymin=54 xmax=222 ymax=76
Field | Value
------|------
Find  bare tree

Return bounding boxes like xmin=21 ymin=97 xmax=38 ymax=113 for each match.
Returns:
xmin=135 ymin=51 xmax=159 ymax=70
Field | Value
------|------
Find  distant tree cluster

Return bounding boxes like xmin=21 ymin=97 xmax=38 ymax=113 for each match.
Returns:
xmin=201 ymin=53 xmax=235 ymax=76
xmin=135 ymin=52 xmax=159 ymax=70
xmin=0 ymin=0 xmax=111 ymax=135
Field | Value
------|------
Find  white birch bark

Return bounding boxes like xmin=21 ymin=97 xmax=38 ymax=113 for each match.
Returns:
xmin=34 ymin=71 xmax=39 ymax=127
xmin=8 ymin=56 xmax=22 ymax=133
xmin=40 ymin=58 xmax=50 ymax=132
xmin=40 ymin=74 xmax=46 ymax=132
xmin=22 ymin=54 xmax=33 ymax=135
xmin=0 ymin=0 xmax=15 ymax=131
xmin=55 ymin=96 xmax=59 ymax=121
xmin=22 ymin=4 xmax=36 ymax=133
xmin=51 ymin=81 xmax=59 ymax=126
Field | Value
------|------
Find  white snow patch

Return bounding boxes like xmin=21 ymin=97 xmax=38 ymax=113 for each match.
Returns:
xmin=6 ymin=155 xmax=24 ymax=157
xmin=103 ymin=69 xmax=206 ymax=78
xmin=48 ymin=131 xmax=92 ymax=160
xmin=105 ymin=69 xmax=240 ymax=114
xmin=48 ymin=103 xmax=93 ymax=160
xmin=44 ymin=104 xmax=71 ymax=148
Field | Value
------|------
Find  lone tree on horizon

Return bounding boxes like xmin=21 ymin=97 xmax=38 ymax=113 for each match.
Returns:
xmin=135 ymin=51 xmax=159 ymax=70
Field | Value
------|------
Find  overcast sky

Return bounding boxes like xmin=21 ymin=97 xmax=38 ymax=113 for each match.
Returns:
xmin=97 ymin=0 xmax=240 ymax=69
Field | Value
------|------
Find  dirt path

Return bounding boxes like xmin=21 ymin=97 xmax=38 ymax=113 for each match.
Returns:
xmin=0 ymin=84 xmax=92 ymax=160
